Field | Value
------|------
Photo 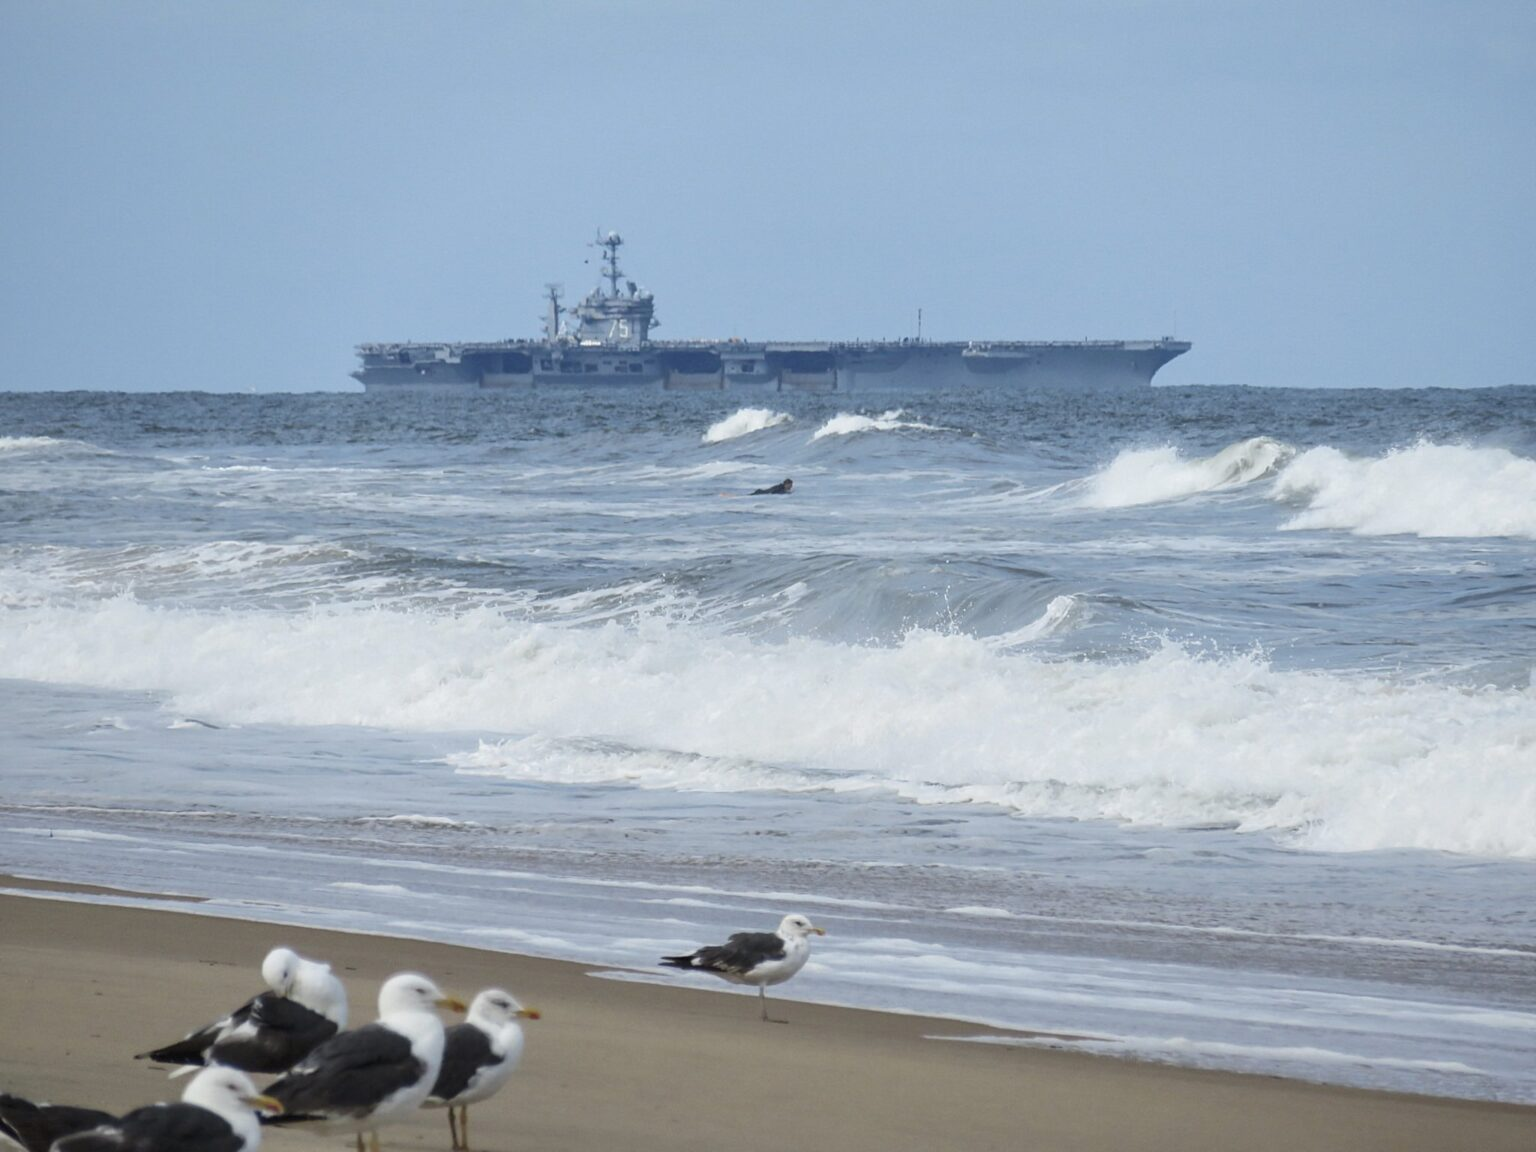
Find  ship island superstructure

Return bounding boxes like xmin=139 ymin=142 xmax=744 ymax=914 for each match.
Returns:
xmin=352 ymin=233 xmax=1189 ymax=393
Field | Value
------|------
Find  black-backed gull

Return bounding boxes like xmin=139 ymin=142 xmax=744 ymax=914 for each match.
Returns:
xmin=426 ymin=988 xmax=539 ymax=1151
xmin=0 ymin=1095 xmax=114 ymax=1152
xmin=264 ymin=971 xmax=464 ymax=1152
xmin=48 ymin=1066 xmax=279 ymax=1152
xmin=136 ymin=946 xmax=347 ymax=1074
xmin=661 ymin=913 xmax=826 ymax=1022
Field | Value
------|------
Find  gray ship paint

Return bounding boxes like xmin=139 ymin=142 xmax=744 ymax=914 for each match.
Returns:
xmin=353 ymin=234 xmax=1190 ymax=393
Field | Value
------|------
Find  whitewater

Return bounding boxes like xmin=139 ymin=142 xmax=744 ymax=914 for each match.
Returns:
xmin=1 ymin=385 xmax=1533 ymax=1102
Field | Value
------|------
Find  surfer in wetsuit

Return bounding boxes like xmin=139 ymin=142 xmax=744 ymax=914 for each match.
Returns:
xmin=750 ymin=478 xmax=793 ymax=495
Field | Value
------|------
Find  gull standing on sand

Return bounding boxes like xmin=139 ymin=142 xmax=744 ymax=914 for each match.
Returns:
xmin=136 ymin=946 xmax=348 ymax=1074
xmin=426 ymin=988 xmax=540 ymax=1151
xmin=263 ymin=971 xmax=464 ymax=1152
xmin=661 ymin=913 xmax=826 ymax=1022
xmin=47 ymin=1066 xmax=280 ymax=1152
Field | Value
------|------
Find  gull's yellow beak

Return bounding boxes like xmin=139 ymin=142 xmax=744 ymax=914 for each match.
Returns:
xmin=245 ymin=1094 xmax=283 ymax=1116
xmin=437 ymin=995 xmax=468 ymax=1013
xmin=518 ymin=1007 xmax=541 ymax=1020
xmin=812 ymin=926 xmax=827 ymax=936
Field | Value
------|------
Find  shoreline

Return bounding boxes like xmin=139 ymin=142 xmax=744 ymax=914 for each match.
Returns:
xmin=2 ymin=882 xmax=1533 ymax=1151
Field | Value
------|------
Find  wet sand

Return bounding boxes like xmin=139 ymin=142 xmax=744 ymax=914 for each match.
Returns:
xmin=1 ymin=882 xmax=1531 ymax=1152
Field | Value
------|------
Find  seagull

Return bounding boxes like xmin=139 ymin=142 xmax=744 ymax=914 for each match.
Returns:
xmin=263 ymin=971 xmax=465 ymax=1152
xmin=136 ymin=946 xmax=348 ymax=1074
xmin=661 ymin=913 xmax=826 ymax=1022
xmin=0 ymin=1095 xmax=115 ymax=1152
xmin=47 ymin=1066 xmax=280 ymax=1152
xmin=426 ymin=988 xmax=540 ymax=1151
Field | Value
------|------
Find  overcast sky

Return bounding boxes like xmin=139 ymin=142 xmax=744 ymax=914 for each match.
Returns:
xmin=2 ymin=1 xmax=1532 ymax=391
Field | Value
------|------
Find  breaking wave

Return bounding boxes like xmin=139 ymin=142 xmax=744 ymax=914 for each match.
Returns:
xmin=1082 ymin=437 xmax=1294 ymax=508
xmin=2 ymin=596 xmax=1532 ymax=860
xmin=0 ymin=435 xmax=98 ymax=456
xmin=702 ymin=408 xmax=793 ymax=444
xmin=983 ymin=594 xmax=1083 ymax=648
xmin=1273 ymin=442 xmax=1536 ymax=539
xmin=810 ymin=409 xmax=943 ymax=441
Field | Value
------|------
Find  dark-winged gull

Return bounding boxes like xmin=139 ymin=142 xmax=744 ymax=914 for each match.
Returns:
xmin=263 ymin=971 xmax=465 ymax=1152
xmin=661 ymin=913 xmax=826 ymax=1022
xmin=426 ymin=988 xmax=540 ymax=1151
xmin=136 ymin=946 xmax=348 ymax=1074
xmin=47 ymin=1066 xmax=280 ymax=1152
xmin=0 ymin=1095 xmax=114 ymax=1152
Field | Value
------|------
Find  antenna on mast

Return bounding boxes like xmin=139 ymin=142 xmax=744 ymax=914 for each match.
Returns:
xmin=594 ymin=231 xmax=625 ymax=297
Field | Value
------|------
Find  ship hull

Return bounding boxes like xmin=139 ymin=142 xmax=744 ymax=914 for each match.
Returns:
xmin=352 ymin=338 xmax=1190 ymax=393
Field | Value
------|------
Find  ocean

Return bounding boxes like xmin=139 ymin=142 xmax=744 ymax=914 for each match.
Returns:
xmin=1 ymin=385 xmax=1533 ymax=1103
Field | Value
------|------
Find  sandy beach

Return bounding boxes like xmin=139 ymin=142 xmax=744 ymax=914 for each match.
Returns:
xmin=0 ymin=881 xmax=1530 ymax=1152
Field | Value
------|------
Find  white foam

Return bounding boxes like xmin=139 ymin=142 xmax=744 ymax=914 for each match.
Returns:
xmin=810 ymin=409 xmax=944 ymax=440
xmin=702 ymin=408 xmax=793 ymax=443
xmin=6 ymin=540 xmax=366 ymax=592
xmin=3 ymin=597 xmax=1531 ymax=858
xmin=1082 ymin=437 xmax=1294 ymax=509
xmin=529 ymin=579 xmax=700 ymax=627
xmin=778 ymin=581 xmax=811 ymax=605
xmin=138 ymin=540 xmax=361 ymax=577
xmin=328 ymin=882 xmax=416 ymax=896
xmin=950 ymin=1033 xmax=1487 ymax=1077
xmin=1273 ymin=441 xmax=1536 ymax=539
xmin=0 ymin=435 xmax=87 ymax=454
xmin=357 ymin=814 xmax=481 ymax=828
xmin=984 ymin=595 xmax=1083 ymax=647
xmin=945 ymin=905 xmax=1014 ymax=918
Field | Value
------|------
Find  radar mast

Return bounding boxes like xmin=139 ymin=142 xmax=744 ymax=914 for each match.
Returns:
xmin=543 ymin=283 xmax=564 ymax=342
xmin=597 ymin=231 xmax=625 ymax=298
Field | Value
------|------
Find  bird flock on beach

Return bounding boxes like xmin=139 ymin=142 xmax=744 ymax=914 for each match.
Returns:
xmin=0 ymin=913 xmax=825 ymax=1152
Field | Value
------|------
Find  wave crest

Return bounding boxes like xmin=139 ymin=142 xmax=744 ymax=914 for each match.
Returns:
xmin=810 ymin=409 xmax=943 ymax=441
xmin=1273 ymin=441 xmax=1536 ymax=539
xmin=702 ymin=408 xmax=793 ymax=444
xmin=0 ymin=435 xmax=98 ymax=456
xmin=984 ymin=595 xmax=1084 ymax=648
xmin=1082 ymin=437 xmax=1294 ymax=509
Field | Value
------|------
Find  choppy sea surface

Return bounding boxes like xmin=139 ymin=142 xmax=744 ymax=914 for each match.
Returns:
xmin=2 ymin=386 xmax=1534 ymax=1102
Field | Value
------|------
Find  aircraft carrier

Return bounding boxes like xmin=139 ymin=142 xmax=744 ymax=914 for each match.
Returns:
xmin=352 ymin=234 xmax=1190 ymax=393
